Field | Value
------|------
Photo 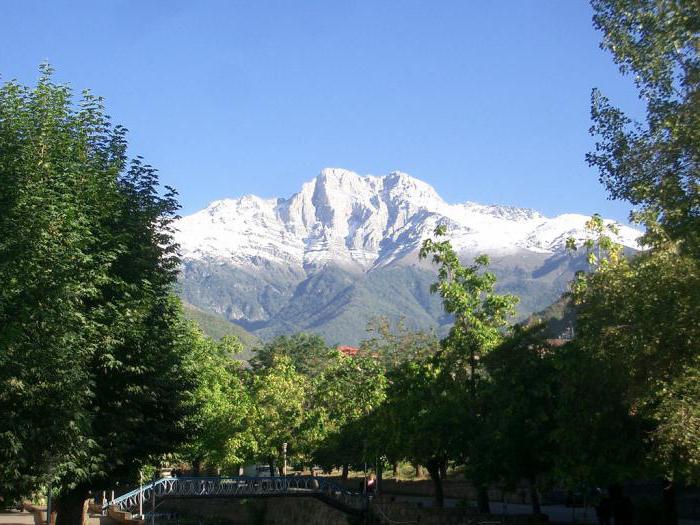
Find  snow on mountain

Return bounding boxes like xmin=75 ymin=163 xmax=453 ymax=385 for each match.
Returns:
xmin=175 ymin=168 xmax=642 ymax=271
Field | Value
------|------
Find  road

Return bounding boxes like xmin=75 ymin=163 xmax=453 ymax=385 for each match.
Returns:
xmin=0 ymin=510 xmax=114 ymax=525
xmin=385 ymin=496 xmax=700 ymax=525
xmin=0 ymin=511 xmax=31 ymax=525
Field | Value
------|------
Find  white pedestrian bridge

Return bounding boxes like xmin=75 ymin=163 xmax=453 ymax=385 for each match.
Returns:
xmin=104 ymin=476 xmax=367 ymax=516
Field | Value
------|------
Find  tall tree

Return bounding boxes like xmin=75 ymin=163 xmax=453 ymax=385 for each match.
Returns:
xmin=374 ymin=356 xmax=461 ymax=508
xmin=570 ymin=242 xmax=700 ymax=477
xmin=0 ymin=67 xmax=199 ymax=524
xmin=246 ymin=355 xmax=309 ymax=476
xmin=419 ymin=225 xmax=518 ymax=397
xmin=478 ymin=325 xmax=559 ymax=516
xmin=419 ymin=225 xmax=518 ymax=511
xmin=584 ymin=3 xmax=699 ymax=522
xmin=588 ymin=0 xmax=699 ymax=256
xmin=250 ymin=332 xmax=333 ymax=377
xmin=179 ymin=333 xmax=254 ymax=475
xmin=311 ymin=351 xmax=387 ymax=479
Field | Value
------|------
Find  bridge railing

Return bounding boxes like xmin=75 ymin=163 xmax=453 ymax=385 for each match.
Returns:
xmin=105 ymin=476 xmax=366 ymax=514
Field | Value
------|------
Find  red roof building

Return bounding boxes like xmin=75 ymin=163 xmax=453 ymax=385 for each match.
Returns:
xmin=337 ymin=345 xmax=359 ymax=357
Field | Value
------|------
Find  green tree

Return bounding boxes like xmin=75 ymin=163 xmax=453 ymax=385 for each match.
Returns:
xmin=571 ymin=245 xmax=699 ymax=478
xmin=652 ymin=361 xmax=700 ymax=481
xmin=180 ymin=333 xmax=254 ymax=474
xmin=478 ymin=325 xmax=559 ymax=516
xmin=551 ymin=337 xmax=649 ymax=489
xmin=360 ymin=317 xmax=439 ymax=370
xmin=357 ymin=320 xmax=439 ymax=482
xmin=371 ymin=354 xmax=464 ymax=507
xmin=250 ymin=332 xmax=333 ymax=377
xmin=419 ymin=225 xmax=518 ymax=396
xmin=246 ymin=355 xmax=308 ymax=475
xmin=311 ymin=351 xmax=387 ymax=479
xmin=566 ymin=222 xmax=697 ymax=525
xmin=0 ymin=67 xmax=198 ymax=524
xmin=574 ymin=4 xmax=700 ymax=521
xmin=419 ymin=224 xmax=518 ymax=511
xmin=566 ymin=213 xmax=699 ymax=525
xmin=588 ymin=0 xmax=699 ymax=256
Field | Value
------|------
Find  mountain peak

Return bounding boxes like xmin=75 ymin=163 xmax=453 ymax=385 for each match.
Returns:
xmin=311 ymin=168 xmax=442 ymax=207
xmin=318 ymin=167 xmax=360 ymax=180
xmin=176 ymin=168 xmax=642 ymax=270
xmin=176 ymin=169 xmax=644 ymax=344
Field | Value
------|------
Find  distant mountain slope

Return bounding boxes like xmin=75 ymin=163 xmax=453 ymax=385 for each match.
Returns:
xmin=175 ymin=168 xmax=641 ymax=344
xmin=182 ymin=301 xmax=259 ymax=349
xmin=522 ymin=295 xmax=577 ymax=339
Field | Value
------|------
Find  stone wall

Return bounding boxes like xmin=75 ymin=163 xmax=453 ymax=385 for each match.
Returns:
xmin=159 ymin=496 xmax=355 ymax=525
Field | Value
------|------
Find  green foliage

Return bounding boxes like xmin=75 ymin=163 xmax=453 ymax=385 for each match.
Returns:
xmin=348 ymin=226 xmax=522 ymax=506
xmin=0 ymin=67 xmax=198 ymax=512
xmin=588 ymin=0 xmax=699 ymax=256
xmin=552 ymin=338 xmax=650 ymax=486
xmin=564 ymin=0 xmax=700 ymax=487
xmin=314 ymin=353 xmax=387 ymax=428
xmin=250 ymin=332 xmax=333 ymax=377
xmin=420 ymin=226 xmax=518 ymax=336
xmin=179 ymin=328 xmax=254 ymax=471
xmin=418 ymin=224 xmax=520 ymax=494
xmin=360 ymin=317 xmax=439 ymax=370
xmin=375 ymin=357 xmax=459 ymax=468
xmin=570 ymin=244 xmax=700 ymax=482
xmin=311 ymin=352 xmax=387 ymax=471
xmin=551 ymin=0 xmax=700 ymax=493
xmin=478 ymin=325 xmax=559 ymax=489
xmin=651 ymin=358 xmax=700 ymax=481
xmin=419 ymin=226 xmax=518 ymax=384
xmin=245 ymin=355 xmax=309 ymax=468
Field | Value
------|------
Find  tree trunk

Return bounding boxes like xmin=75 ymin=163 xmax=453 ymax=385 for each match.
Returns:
xmin=376 ymin=460 xmax=383 ymax=495
xmin=414 ymin=463 xmax=421 ymax=478
xmin=192 ymin=457 xmax=202 ymax=476
xmin=392 ymin=461 xmax=398 ymax=478
xmin=55 ymin=486 xmax=88 ymax=525
xmin=439 ymin=460 xmax=447 ymax=481
xmin=426 ymin=459 xmax=444 ymax=508
xmin=662 ymin=479 xmax=678 ymax=525
xmin=530 ymin=479 xmax=541 ymax=516
xmin=268 ymin=457 xmax=276 ymax=478
xmin=477 ymin=486 xmax=491 ymax=514
xmin=341 ymin=463 xmax=349 ymax=481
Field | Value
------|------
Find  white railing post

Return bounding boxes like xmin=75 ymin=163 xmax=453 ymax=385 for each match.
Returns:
xmin=138 ymin=471 xmax=143 ymax=519
xmin=151 ymin=478 xmax=156 ymax=525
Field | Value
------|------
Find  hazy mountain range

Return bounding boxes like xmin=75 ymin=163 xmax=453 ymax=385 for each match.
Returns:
xmin=175 ymin=168 xmax=641 ymax=345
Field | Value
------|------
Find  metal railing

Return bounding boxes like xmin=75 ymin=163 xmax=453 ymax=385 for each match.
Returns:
xmin=105 ymin=476 xmax=367 ymax=514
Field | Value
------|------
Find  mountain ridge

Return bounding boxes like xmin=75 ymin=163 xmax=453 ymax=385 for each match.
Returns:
xmin=175 ymin=168 xmax=641 ymax=344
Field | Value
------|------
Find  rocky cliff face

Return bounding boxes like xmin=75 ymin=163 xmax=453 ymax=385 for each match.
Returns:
xmin=175 ymin=168 xmax=641 ymax=344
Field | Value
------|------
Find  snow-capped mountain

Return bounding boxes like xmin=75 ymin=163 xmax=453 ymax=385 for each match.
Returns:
xmin=176 ymin=167 xmax=640 ymax=269
xmin=176 ymin=168 xmax=641 ymax=344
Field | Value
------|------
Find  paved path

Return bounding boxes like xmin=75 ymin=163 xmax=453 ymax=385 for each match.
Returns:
xmin=0 ymin=511 xmax=33 ymax=525
xmin=385 ymin=496 xmax=700 ymax=525
xmin=0 ymin=510 xmax=114 ymax=525
xmin=386 ymin=496 xmax=597 ymax=523
xmin=6 ymin=504 xmax=699 ymax=525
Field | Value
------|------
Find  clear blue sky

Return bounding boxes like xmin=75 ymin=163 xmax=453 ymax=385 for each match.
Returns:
xmin=1 ymin=1 xmax=643 ymax=221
